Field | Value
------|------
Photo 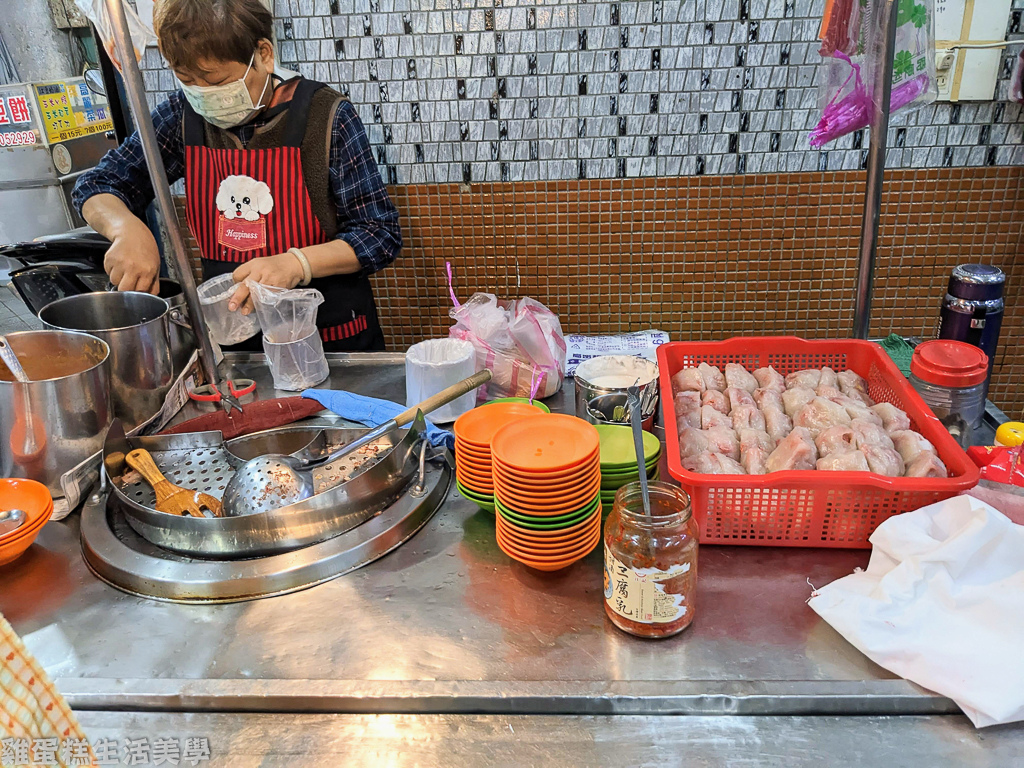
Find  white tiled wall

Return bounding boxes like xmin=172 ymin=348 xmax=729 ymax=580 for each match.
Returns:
xmin=140 ymin=0 xmax=1024 ymax=184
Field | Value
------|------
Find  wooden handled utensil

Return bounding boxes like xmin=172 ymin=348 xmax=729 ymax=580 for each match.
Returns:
xmin=125 ymin=448 xmax=224 ymax=518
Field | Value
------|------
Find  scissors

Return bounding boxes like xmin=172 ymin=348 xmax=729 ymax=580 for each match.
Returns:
xmin=188 ymin=378 xmax=257 ymax=403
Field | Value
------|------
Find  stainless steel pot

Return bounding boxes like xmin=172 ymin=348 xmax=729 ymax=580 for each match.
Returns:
xmin=574 ymin=355 xmax=659 ymax=426
xmin=0 ymin=330 xmax=112 ymax=496
xmin=156 ymin=279 xmax=197 ymax=375
xmin=39 ymin=292 xmax=174 ymax=431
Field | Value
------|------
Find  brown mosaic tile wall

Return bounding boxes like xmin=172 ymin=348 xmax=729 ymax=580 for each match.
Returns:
xmin=173 ymin=166 xmax=1023 ymax=416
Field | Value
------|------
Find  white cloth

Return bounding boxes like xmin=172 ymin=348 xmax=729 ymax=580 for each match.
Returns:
xmin=808 ymin=495 xmax=1024 ymax=727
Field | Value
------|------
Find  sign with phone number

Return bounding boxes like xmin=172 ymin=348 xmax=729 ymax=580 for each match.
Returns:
xmin=0 ymin=130 xmax=37 ymax=147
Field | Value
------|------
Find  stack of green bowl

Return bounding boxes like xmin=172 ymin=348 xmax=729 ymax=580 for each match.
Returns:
xmin=596 ymin=424 xmax=661 ymax=509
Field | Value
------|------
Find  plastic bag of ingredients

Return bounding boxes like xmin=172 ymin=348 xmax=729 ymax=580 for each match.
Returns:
xmin=247 ymin=280 xmax=324 ymax=343
xmin=810 ymin=0 xmax=936 ymax=147
xmin=448 ymin=292 xmax=566 ymax=401
xmin=74 ymin=0 xmax=156 ymax=72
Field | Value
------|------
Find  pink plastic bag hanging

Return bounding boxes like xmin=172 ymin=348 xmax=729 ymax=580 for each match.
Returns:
xmin=444 ymin=264 xmax=566 ymax=401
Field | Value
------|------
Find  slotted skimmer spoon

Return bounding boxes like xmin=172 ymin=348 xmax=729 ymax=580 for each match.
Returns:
xmin=221 ymin=369 xmax=492 ymax=517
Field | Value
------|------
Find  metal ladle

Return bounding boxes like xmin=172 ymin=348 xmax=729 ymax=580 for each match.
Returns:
xmin=0 ymin=336 xmax=30 ymax=382
xmin=221 ymin=370 xmax=492 ymax=517
xmin=626 ymin=384 xmax=652 ymax=521
xmin=0 ymin=335 xmax=45 ymax=464
xmin=0 ymin=508 xmax=26 ymax=537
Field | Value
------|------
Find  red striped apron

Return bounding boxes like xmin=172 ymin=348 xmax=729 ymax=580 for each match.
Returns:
xmin=182 ymin=78 xmax=383 ymax=351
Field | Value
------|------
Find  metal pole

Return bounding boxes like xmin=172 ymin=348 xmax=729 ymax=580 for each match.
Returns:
xmin=853 ymin=0 xmax=899 ymax=340
xmin=102 ymin=0 xmax=241 ymax=412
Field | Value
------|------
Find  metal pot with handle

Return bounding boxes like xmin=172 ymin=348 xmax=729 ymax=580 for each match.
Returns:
xmin=0 ymin=329 xmax=113 ymax=495
xmin=39 ymin=292 xmax=175 ymax=432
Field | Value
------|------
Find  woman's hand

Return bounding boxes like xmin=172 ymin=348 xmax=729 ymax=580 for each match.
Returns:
xmin=104 ymin=214 xmax=162 ymax=294
xmin=229 ymin=252 xmax=304 ymax=314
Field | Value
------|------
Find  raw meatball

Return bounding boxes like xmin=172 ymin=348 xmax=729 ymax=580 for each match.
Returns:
xmin=753 ymin=365 xmax=786 ymax=394
xmin=890 ymin=430 xmax=937 ymax=465
xmin=905 ymin=452 xmax=948 ymax=478
xmin=793 ymin=397 xmax=852 ymax=436
xmin=817 ymin=451 xmax=870 ymax=472
xmin=766 ymin=427 xmax=818 ymax=472
xmin=850 ymin=418 xmax=895 ymax=450
xmin=763 ymin=406 xmax=793 ymax=443
xmin=753 ymin=388 xmax=784 ymax=412
xmin=698 ymin=362 xmax=727 ymax=391
xmin=782 ymin=387 xmax=816 ymax=418
xmin=786 ymin=369 xmax=822 ymax=390
xmin=871 ymin=402 xmax=912 ymax=433
xmin=815 ymin=425 xmax=857 ymax=457
xmin=818 ymin=367 xmax=839 ymax=389
xmin=738 ymin=428 xmax=776 ymax=454
xmin=816 ymin=385 xmax=844 ymax=400
xmin=726 ymin=387 xmax=756 ymax=411
xmin=674 ymin=391 xmax=702 ymax=430
xmin=701 ymin=404 xmax=733 ymax=430
xmin=704 ymin=426 xmax=740 ymax=461
xmin=838 ymin=370 xmax=869 ymax=396
xmin=678 ymin=427 xmax=710 ymax=460
xmin=843 ymin=389 xmax=875 ymax=407
xmin=692 ymin=452 xmax=746 ymax=475
xmin=701 ymin=389 xmax=730 ymax=415
xmin=741 ymin=447 xmax=770 ymax=475
xmin=725 ymin=363 xmax=759 ymax=393
xmin=732 ymin=405 xmax=766 ymax=432
xmin=672 ymin=367 xmax=705 ymax=393
xmin=832 ymin=396 xmax=883 ymax=426
xmin=861 ymin=444 xmax=905 ymax=477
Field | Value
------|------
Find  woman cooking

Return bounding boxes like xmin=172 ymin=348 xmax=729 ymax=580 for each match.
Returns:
xmin=72 ymin=0 xmax=401 ymax=351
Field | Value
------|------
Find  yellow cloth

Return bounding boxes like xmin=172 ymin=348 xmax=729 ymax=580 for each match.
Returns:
xmin=0 ymin=613 xmax=95 ymax=766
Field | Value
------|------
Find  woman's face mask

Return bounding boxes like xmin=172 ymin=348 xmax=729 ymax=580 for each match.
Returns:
xmin=178 ymin=54 xmax=270 ymax=130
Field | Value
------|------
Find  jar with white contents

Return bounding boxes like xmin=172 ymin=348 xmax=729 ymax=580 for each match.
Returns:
xmin=603 ymin=482 xmax=698 ymax=638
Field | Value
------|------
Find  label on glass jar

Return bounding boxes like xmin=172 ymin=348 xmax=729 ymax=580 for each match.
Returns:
xmin=603 ymin=546 xmax=690 ymax=624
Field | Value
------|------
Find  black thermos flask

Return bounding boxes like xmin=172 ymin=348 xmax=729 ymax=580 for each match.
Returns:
xmin=938 ymin=264 xmax=1005 ymax=401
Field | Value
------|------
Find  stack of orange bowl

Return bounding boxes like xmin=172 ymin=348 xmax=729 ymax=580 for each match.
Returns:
xmin=0 ymin=478 xmax=54 ymax=567
xmin=453 ymin=401 xmax=547 ymax=513
xmin=490 ymin=414 xmax=602 ymax=571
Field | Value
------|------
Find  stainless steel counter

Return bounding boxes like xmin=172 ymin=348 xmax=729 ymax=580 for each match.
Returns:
xmin=2 ymin=353 xmax=1020 ymax=761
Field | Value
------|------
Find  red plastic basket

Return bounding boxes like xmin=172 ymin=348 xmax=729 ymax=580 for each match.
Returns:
xmin=658 ymin=337 xmax=979 ymax=548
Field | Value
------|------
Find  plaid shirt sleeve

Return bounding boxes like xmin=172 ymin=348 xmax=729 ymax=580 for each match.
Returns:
xmin=329 ymin=101 xmax=402 ymax=274
xmin=71 ymin=93 xmax=186 ymax=219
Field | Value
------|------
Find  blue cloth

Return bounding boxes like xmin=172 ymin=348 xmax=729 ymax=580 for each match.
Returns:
xmin=302 ymin=389 xmax=454 ymax=449
xmin=71 ymin=90 xmax=401 ymax=275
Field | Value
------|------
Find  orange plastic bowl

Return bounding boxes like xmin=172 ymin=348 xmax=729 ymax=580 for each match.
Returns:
xmin=496 ymin=525 xmax=600 ymax=568
xmin=0 ymin=502 xmax=53 ymax=566
xmin=491 ymin=415 xmax=600 ymax=473
xmin=456 ymin=472 xmax=494 ymax=495
xmin=497 ymin=510 xmax=600 ymax=547
xmin=0 ymin=478 xmax=54 ymax=524
xmin=492 ymin=462 xmax=601 ymax=493
xmin=494 ymin=476 xmax=601 ymax=512
xmin=455 ymin=452 xmax=492 ymax=471
xmin=456 ymin=457 xmax=492 ymax=478
xmin=455 ymin=439 xmax=493 ymax=460
xmin=491 ymin=451 xmax=601 ymax=480
xmin=497 ymin=529 xmax=595 ymax=559
xmin=454 ymin=403 xmax=547 ymax=449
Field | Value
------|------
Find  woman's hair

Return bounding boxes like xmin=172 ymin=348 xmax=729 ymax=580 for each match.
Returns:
xmin=155 ymin=0 xmax=274 ymax=72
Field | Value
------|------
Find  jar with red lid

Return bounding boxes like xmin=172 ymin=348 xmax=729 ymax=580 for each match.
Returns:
xmin=603 ymin=482 xmax=698 ymax=638
xmin=910 ymin=340 xmax=988 ymax=447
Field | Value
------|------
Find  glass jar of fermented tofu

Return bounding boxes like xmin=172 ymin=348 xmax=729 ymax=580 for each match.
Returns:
xmin=603 ymin=482 xmax=698 ymax=638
